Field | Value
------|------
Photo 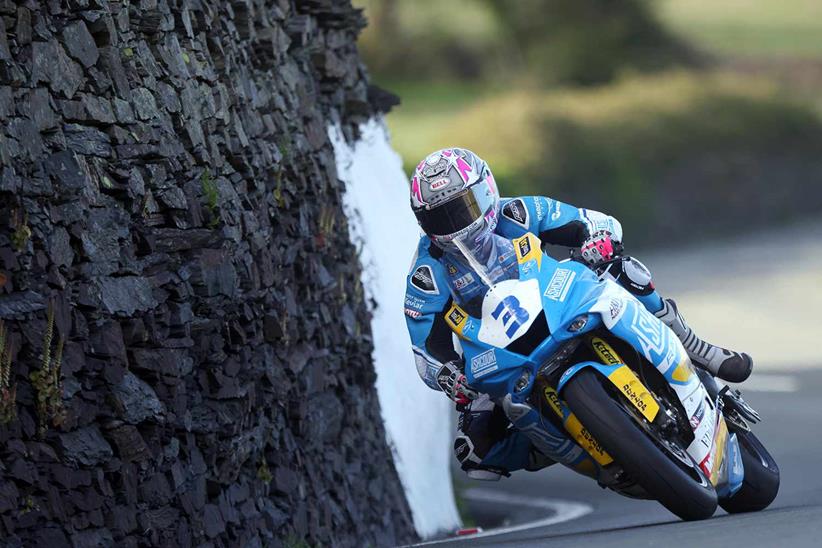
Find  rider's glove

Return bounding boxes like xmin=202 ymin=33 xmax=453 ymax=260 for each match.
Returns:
xmin=579 ymin=230 xmax=622 ymax=266
xmin=436 ymin=360 xmax=478 ymax=407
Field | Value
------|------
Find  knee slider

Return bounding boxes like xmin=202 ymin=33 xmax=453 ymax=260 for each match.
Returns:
xmin=455 ymin=403 xmax=509 ymax=469
xmin=615 ymin=256 xmax=654 ymax=296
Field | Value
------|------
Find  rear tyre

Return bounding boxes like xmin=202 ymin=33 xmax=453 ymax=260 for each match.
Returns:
xmin=719 ymin=429 xmax=780 ymax=513
xmin=563 ymin=369 xmax=718 ymax=521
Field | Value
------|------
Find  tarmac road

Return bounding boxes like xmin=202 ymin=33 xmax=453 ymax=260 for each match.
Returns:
xmin=427 ymin=220 xmax=822 ymax=547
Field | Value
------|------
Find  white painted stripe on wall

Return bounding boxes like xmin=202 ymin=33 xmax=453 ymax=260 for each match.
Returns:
xmin=331 ymin=119 xmax=461 ymax=538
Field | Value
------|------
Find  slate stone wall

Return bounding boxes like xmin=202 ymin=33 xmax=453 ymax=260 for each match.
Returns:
xmin=0 ymin=1 xmax=411 ymax=546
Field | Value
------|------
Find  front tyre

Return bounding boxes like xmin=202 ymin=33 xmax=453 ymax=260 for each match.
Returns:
xmin=563 ymin=370 xmax=717 ymax=520
xmin=720 ymin=429 xmax=779 ymax=513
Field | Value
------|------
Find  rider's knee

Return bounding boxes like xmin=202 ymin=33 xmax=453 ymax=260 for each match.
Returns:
xmin=610 ymin=256 xmax=654 ymax=296
xmin=454 ymin=398 xmax=509 ymax=473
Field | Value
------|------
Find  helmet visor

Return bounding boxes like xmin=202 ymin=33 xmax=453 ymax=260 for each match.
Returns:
xmin=415 ymin=181 xmax=495 ymax=239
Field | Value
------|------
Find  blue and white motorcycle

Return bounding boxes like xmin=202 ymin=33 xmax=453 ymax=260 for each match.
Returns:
xmin=447 ymin=232 xmax=779 ymax=520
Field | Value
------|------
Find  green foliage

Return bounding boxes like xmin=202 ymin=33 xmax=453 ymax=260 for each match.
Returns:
xmin=483 ymin=0 xmax=698 ymax=85
xmin=257 ymin=457 xmax=273 ymax=484
xmin=355 ymin=0 xmax=695 ymax=86
xmin=10 ymin=208 xmax=31 ymax=252
xmin=0 ymin=320 xmax=16 ymax=425
xmin=200 ymin=169 xmax=221 ymax=228
xmin=660 ymin=0 xmax=822 ymax=58
xmin=283 ymin=535 xmax=312 ymax=548
xmin=389 ymin=70 xmax=822 ymax=244
xmin=30 ymin=299 xmax=65 ymax=436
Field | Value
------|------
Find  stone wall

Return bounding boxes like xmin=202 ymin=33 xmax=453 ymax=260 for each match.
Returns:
xmin=0 ymin=1 xmax=412 ymax=546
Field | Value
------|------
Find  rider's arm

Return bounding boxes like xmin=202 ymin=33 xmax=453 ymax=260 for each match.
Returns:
xmin=497 ymin=196 xmax=623 ymax=247
xmin=404 ymin=244 xmax=460 ymax=392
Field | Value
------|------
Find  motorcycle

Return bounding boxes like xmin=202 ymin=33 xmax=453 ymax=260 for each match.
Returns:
xmin=446 ymin=232 xmax=779 ymax=520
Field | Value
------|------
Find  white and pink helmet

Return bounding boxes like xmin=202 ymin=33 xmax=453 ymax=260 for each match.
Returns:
xmin=410 ymin=148 xmax=500 ymax=251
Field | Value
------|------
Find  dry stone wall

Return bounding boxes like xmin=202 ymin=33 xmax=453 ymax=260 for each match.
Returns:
xmin=0 ymin=0 xmax=411 ymax=546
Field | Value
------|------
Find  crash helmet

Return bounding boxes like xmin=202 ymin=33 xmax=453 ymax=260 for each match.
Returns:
xmin=410 ymin=148 xmax=500 ymax=253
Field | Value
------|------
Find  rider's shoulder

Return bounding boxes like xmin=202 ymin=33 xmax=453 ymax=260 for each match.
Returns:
xmin=499 ymin=195 xmax=559 ymax=230
xmin=406 ymin=236 xmax=449 ymax=298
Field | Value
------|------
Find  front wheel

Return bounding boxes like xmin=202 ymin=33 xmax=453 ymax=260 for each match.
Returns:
xmin=720 ymin=428 xmax=779 ymax=513
xmin=563 ymin=369 xmax=718 ymax=520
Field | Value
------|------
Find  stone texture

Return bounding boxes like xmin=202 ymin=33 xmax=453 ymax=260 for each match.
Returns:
xmin=0 ymin=1 xmax=411 ymax=547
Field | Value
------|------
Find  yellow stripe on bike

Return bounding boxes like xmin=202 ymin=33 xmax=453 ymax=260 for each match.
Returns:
xmin=543 ymin=385 xmax=614 ymax=466
xmin=513 ymin=233 xmax=542 ymax=269
xmin=607 ymin=365 xmax=660 ymax=422
xmin=591 ymin=337 xmax=660 ymax=422
xmin=445 ymin=303 xmax=468 ymax=338
xmin=710 ymin=419 xmax=729 ymax=485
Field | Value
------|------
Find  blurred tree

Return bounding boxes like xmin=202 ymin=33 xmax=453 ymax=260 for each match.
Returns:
xmin=355 ymin=0 xmax=701 ymax=86
xmin=483 ymin=0 xmax=700 ymax=85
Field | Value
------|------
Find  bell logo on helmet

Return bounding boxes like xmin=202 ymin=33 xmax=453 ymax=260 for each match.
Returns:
xmin=429 ymin=178 xmax=450 ymax=191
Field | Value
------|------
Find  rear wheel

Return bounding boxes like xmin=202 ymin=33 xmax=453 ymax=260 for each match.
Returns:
xmin=563 ymin=369 xmax=717 ymax=520
xmin=720 ymin=429 xmax=779 ymax=513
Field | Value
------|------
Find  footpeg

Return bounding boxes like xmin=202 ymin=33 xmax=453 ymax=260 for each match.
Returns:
xmin=722 ymin=389 xmax=761 ymax=424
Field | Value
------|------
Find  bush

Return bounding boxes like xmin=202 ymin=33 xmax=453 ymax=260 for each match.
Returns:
xmin=431 ymin=71 xmax=822 ymax=245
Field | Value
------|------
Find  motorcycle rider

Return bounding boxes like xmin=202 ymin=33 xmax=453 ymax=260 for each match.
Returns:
xmin=404 ymin=147 xmax=753 ymax=480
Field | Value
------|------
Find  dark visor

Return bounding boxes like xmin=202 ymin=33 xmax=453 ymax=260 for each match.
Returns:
xmin=415 ymin=189 xmax=485 ymax=237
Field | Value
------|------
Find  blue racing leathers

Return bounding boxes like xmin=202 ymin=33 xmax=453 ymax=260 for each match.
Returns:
xmin=404 ymin=196 xmax=665 ymax=475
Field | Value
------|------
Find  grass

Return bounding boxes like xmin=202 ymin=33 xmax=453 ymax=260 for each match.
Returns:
xmin=660 ymin=0 xmax=822 ymax=57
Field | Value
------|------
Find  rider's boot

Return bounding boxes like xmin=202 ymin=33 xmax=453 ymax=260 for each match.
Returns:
xmin=654 ymin=298 xmax=753 ymax=383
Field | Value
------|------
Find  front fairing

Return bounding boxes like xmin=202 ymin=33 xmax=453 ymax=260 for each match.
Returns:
xmin=446 ymin=232 xmax=604 ymax=400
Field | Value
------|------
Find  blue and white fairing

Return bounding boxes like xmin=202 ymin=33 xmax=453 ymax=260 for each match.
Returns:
xmin=444 ymin=232 xmax=744 ymax=497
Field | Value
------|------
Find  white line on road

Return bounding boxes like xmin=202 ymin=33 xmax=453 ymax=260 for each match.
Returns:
xmin=731 ymin=374 xmax=799 ymax=393
xmin=411 ymin=488 xmax=593 ymax=545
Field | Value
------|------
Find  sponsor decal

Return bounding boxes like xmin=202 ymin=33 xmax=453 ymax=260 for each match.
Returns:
xmin=551 ymin=202 xmax=562 ymax=221
xmin=607 ymin=365 xmax=660 ymax=421
xmin=621 ymin=382 xmax=649 ymax=414
xmin=447 ymin=263 xmax=458 ymax=276
xmin=534 ymin=198 xmax=545 ymax=220
xmin=609 ymin=298 xmax=624 ymax=320
xmin=629 ymin=304 xmax=668 ymax=362
xmin=448 ymin=307 xmax=466 ymax=327
xmin=410 ymin=265 xmax=439 ymax=294
xmin=517 ymin=237 xmax=531 ymax=258
xmin=429 ymin=178 xmax=450 ymax=191
xmin=690 ymin=400 xmax=706 ymax=430
xmin=591 ymin=338 xmax=621 ymax=365
xmin=404 ymin=308 xmax=422 ymax=319
xmin=453 ymin=272 xmax=475 ymax=290
xmin=502 ymin=199 xmax=529 ymax=228
xmin=491 ymin=296 xmax=530 ymax=338
xmin=470 ymin=349 xmax=498 ymax=377
xmin=543 ymin=386 xmax=564 ymax=418
xmin=405 ymin=295 xmax=424 ymax=310
xmin=544 ymin=268 xmax=576 ymax=302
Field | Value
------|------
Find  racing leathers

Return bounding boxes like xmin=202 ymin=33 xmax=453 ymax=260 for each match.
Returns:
xmin=404 ymin=196 xmax=751 ymax=479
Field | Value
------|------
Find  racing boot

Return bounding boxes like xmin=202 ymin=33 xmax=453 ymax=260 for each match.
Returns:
xmin=654 ymin=298 xmax=753 ymax=383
